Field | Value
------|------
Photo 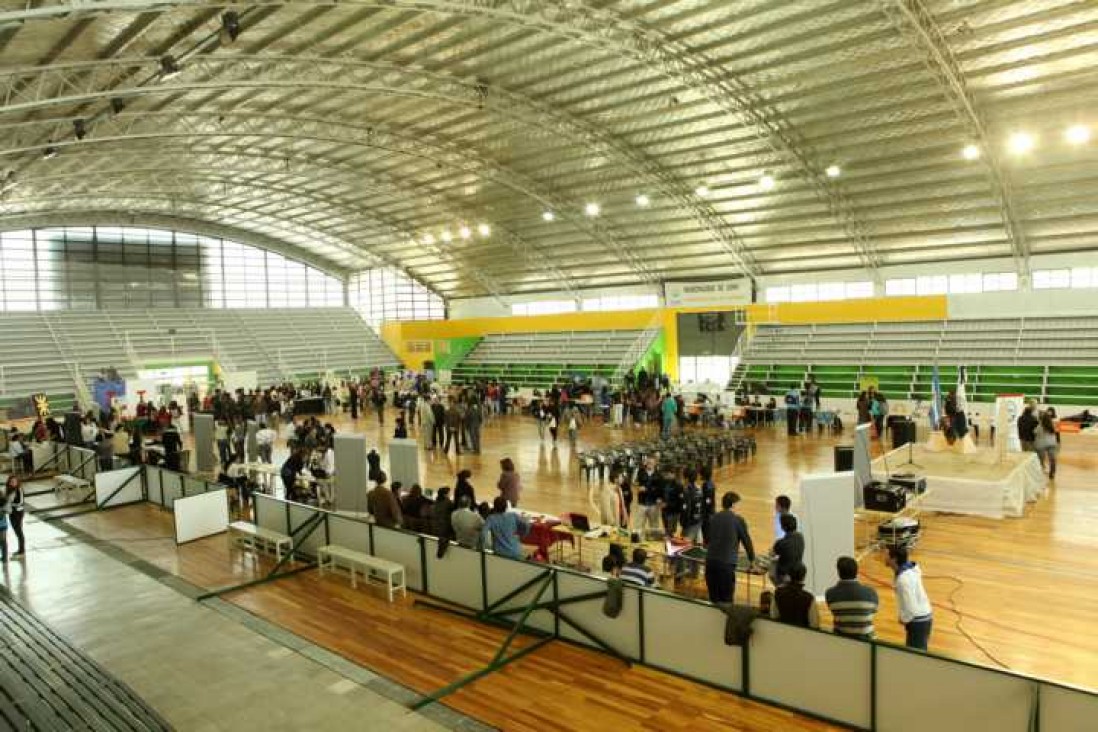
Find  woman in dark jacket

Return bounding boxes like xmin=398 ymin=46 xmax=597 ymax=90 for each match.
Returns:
xmin=454 ymin=469 xmax=476 ymax=507
xmin=4 ymin=475 xmax=26 ymax=557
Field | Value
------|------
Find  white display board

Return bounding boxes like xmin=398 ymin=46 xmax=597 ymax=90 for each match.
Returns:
xmin=798 ymin=471 xmax=857 ymax=596
xmin=94 ymin=466 xmax=143 ymax=508
xmin=173 ymin=488 xmax=230 ymax=544
xmin=664 ymin=279 xmax=751 ymax=307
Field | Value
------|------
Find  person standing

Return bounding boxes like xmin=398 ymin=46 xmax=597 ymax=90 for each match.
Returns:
xmin=454 ymin=469 xmax=477 ymax=507
xmin=349 ymin=382 xmax=360 ymax=420
xmin=214 ymin=419 xmax=231 ymax=473
xmin=497 ymin=458 xmax=522 ymax=508
xmin=1034 ymin=410 xmax=1059 ymax=479
xmin=679 ymin=468 xmax=705 ymax=578
xmin=4 ymin=476 xmax=26 ymax=558
xmin=769 ymin=563 xmax=819 ymax=628
xmin=887 ymin=546 xmax=933 ymax=651
xmin=367 ymin=472 xmax=403 ymax=529
xmin=769 ymin=514 xmax=805 ymax=587
xmin=162 ymin=421 xmax=183 ymax=472
xmin=443 ymin=400 xmax=463 ymax=456
xmin=418 ymin=396 xmax=436 ymax=448
xmin=372 ymin=388 xmax=386 ymax=425
xmin=699 ymin=465 xmax=716 ymax=545
xmin=450 ymin=495 xmax=485 ymax=549
xmin=661 ymin=392 xmax=677 ymax=439
xmin=825 ymin=556 xmax=879 ymax=640
xmin=465 ymin=400 xmax=483 ymax=454
xmin=774 ymin=495 xmax=797 ymax=540
xmin=256 ymin=423 xmax=276 ymax=464
xmin=661 ymin=467 xmax=684 ymax=538
xmin=784 ymin=384 xmax=801 ymax=437
xmin=704 ymin=492 xmax=755 ymax=604
xmin=534 ymin=400 xmax=547 ymax=441
xmin=1017 ymin=402 xmax=1038 ymax=452
xmin=430 ymin=398 xmax=446 ymax=451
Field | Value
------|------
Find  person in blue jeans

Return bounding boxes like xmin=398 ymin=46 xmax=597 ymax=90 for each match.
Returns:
xmin=887 ymin=545 xmax=933 ymax=650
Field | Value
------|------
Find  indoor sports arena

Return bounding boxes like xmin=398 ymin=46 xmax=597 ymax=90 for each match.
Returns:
xmin=0 ymin=3 xmax=1096 ymax=731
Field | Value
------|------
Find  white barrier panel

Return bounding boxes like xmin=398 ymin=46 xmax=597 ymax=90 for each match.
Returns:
xmin=30 ymin=441 xmax=57 ymax=473
xmin=372 ymin=526 xmax=424 ymax=592
xmin=484 ymin=554 xmax=554 ymax=635
xmin=182 ymin=475 xmax=207 ymax=498
xmin=750 ymin=620 xmax=871 ymax=729
xmin=289 ymin=503 xmax=324 ymax=557
xmin=160 ymin=472 xmax=183 ymax=510
xmin=876 ymin=646 xmax=1032 ymax=732
xmin=255 ymin=494 xmax=290 ymax=536
xmin=146 ymin=467 xmax=163 ymax=507
xmin=555 ymin=571 xmax=641 ymax=660
xmin=1041 ymin=683 xmax=1098 ymax=732
xmin=94 ymin=466 xmax=142 ymax=508
xmin=174 ymin=489 xmax=230 ymax=544
xmin=327 ymin=514 xmax=371 ymax=555
xmin=643 ymin=592 xmax=743 ymax=691
xmin=424 ymin=541 xmax=482 ymax=611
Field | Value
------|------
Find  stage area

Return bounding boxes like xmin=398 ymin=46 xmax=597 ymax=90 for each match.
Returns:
xmin=873 ymin=444 xmax=1047 ymax=519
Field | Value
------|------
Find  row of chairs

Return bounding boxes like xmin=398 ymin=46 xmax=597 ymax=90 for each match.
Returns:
xmin=577 ymin=432 xmax=757 ymax=484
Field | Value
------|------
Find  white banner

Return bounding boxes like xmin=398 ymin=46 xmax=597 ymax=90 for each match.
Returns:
xmin=664 ymin=280 xmax=751 ymax=308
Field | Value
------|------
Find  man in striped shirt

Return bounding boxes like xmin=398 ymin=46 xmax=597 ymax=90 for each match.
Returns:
xmin=620 ymin=547 xmax=656 ymax=587
xmin=825 ymin=556 xmax=879 ymax=639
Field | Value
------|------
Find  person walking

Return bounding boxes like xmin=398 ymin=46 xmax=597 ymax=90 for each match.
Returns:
xmin=431 ymin=398 xmax=446 ymax=451
xmin=443 ymin=400 xmax=463 ymax=456
xmin=704 ymin=492 xmax=755 ymax=604
xmin=497 ymin=458 xmax=522 ymax=508
xmin=4 ymin=476 xmax=26 ymax=558
xmin=1035 ymin=410 xmax=1059 ymax=479
xmin=785 ymin=384 xmax=801 ymax=437
xmin=1017 ymin=402 xmax=1038 ymax=452
xmin=661 ymin=392 xmax=677 ymax=438
xmin=465 ymin=400 xmax=483 ymax=454
xmin=418 ymin=395 xmax=435 ymax=448
xmin=887 ymin=546 xmax=933 ymax=651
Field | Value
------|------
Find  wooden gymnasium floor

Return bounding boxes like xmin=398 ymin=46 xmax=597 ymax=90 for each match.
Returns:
xmin=40 ymin=405 xmax=1098 ymax=731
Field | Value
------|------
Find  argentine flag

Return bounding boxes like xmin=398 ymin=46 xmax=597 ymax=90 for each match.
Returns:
xmin=957 ymin=365 xmax=969 ymax=414
xmin=929 ymin=365 xmax=942 ymax=429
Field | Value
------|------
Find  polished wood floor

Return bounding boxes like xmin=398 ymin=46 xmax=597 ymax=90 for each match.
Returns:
xmin=240 ymin=406 xmax=1098 ymax=691
xmin=227 ymin=571 xmax=841 ymax=732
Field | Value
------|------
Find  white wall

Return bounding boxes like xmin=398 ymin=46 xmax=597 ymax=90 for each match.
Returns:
xmin=948 ymin=289 xmax=1098 ymax=319
xmin=449 ymin=283 xmax=662 ymax=319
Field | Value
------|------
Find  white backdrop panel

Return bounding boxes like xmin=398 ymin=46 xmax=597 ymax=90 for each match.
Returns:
xmin=424 ymin=541 xmax=483 ymax=610
xmin=799 ymin=471 xmax=857 ymax=595
xmin=182 ymin=475 xmax=207 ymax=498
xmin=1040 ymin=683 xmax=1098 ymax=732
xmin=484 ymin=555 xmax=554 ymax=635
xmin=643 ymin=592 xmax=743 ymax=691
xmin=174 ymin=489 xmax=230 ymax=544
xmin=327 ymin=514 xmax=371 ymax=554
xmin=94 ymin=466 xmax=142 ymax=508
xmin=555 ymin=571 xmax=641 ymax=660
xmin=160 ymin=472 xmax=183 ymax=510
xmin=371 ymin=526 xmax=424 ymax=592
xmin=750 ymin=620 xmax=871 ymax=729
xmin=876 ymin=647 xmax=1032 ymax=732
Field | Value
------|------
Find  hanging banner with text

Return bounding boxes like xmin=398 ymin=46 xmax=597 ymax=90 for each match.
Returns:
xmin=664 ymin=280 xmax=751 ymax=308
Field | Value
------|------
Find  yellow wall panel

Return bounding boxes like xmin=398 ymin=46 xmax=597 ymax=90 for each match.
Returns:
xmin=745 ymin=296 xmax=947 ymax=324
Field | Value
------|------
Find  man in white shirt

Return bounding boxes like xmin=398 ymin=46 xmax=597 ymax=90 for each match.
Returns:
xmin=255 ymin=425 xmax=277 ymax=464
xmin=887 ymin=546 xmax=933 ymax=650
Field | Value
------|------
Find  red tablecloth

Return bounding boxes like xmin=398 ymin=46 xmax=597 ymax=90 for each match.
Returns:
xmin=522 ymin=520 xmax=574 ymax=561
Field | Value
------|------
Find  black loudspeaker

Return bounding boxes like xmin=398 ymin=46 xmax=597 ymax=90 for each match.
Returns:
xmin=890 ymin=419 xmax=917 ymax=449
xmin=834 ymin=445 xmax=854 ymax=472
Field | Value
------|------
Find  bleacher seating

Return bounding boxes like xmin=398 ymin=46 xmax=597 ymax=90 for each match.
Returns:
xmin=735 ymin=317 xmax=1098 ymax=406
xmin=452 ymin=329 xmax=651 ymax=387
xmin=0 ymin=307 xmax=400 ymax=410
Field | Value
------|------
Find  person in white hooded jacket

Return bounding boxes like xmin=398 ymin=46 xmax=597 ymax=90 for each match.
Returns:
xmin=887 ymin=545 xmax=933 ymax=650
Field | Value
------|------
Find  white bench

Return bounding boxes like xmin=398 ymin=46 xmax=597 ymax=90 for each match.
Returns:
xmin=55 ymin=474 xmax=91 ymax=502
xmin=228 ymin=521 xmax=293 ymax=561
xmin=317 ymin=544 xmax=406 ymax=602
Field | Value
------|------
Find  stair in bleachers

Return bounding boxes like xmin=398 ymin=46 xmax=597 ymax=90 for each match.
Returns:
xmin=0 ymin=587 xmax=171 ymax=731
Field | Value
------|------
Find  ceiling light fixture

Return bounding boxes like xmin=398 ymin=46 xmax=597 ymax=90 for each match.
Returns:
xmin=962 ymin=143 xmax=981 ymax=161
xmin=825 ymin=164 xmax=841 ymax=178
xmin=440 ymin=229 xmax=452 ymax=243
xmin=635 ymin=194 xmax=650 ymax=207
xmin=477 ymin=223 xmax=491 ymax=237
xmin=423 ymin=233 xmax=436 ymax=245
xmin=585 ymin=202 xmax=600 ymax=217
xmin=1066 ymin=124 xmax=1091 ymax=145
xmin=159 ymin=55 xmax=182 ymax=81
xmin=1007 ymin=131 xmax=1034 ymax=155
xmin=542 ymin=210 xmax=555 ymax=222
xmin=759 ymin=173 xmax=776 ymax=190
xmin=694 ymin=185 xmax=709 ymax=197
xmin=459 ymin=225 xmax=472 ymax=239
